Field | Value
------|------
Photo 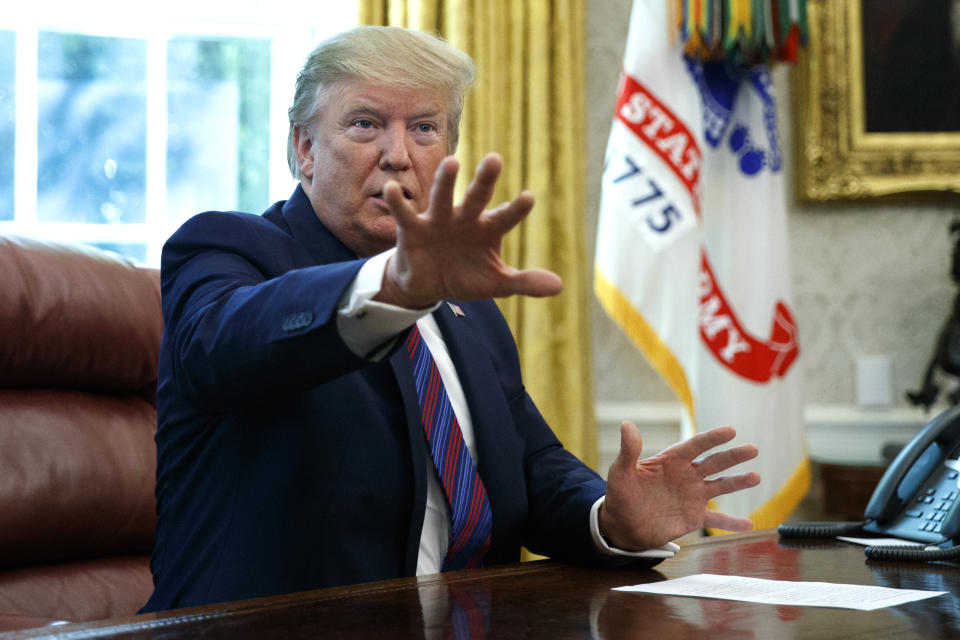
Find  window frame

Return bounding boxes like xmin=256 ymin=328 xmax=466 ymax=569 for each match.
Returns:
xmin=0 ymin=2 xmax=356 ymax=265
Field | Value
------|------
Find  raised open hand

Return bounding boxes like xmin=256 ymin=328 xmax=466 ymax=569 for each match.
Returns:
xmin=599 ymin=422 xmax=761 ymax=551
xmin=374 ymin=153 xmax=563 ymax=309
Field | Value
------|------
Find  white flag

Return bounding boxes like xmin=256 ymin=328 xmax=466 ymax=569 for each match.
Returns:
xmin=595 ymin=0 xmax=809 ymax=528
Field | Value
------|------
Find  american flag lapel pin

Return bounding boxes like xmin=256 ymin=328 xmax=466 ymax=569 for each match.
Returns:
xmin=447 ymin=302 xmax=466 ymax=318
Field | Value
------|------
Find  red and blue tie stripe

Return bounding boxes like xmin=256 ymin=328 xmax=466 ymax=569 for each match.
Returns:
xmin=407 ymin=325 xmax=492 ymax=570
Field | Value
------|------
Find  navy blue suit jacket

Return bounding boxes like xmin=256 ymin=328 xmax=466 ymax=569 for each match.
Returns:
xmin=143 ymin=186 xmax=645 ymax=612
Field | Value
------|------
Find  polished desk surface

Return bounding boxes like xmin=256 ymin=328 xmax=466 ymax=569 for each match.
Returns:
xmin=6 ymin=530 xmax=960 ymax=639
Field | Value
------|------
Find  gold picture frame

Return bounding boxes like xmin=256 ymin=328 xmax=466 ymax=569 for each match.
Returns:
xmin=794 ymin=0 xmax=960 ymax=201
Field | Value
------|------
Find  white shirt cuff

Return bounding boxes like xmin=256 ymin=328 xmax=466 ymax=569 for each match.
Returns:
xmin=336 ymin=248 xmax=440 ymax=360
xmin=589 ymin=496 xmax=680 ymax=559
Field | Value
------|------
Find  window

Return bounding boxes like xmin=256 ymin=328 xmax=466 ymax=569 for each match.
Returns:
xmin=0 ymin=31 xmax=14 ymax=221
xmin=1 ymin=2 xmax=357 ymax=265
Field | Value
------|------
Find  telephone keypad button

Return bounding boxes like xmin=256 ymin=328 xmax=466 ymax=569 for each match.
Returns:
xmin=906 ymin=510 xmax=923 ymax=517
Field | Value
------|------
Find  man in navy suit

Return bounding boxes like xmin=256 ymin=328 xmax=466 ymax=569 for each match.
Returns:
xmin=142 ymin=26 xmax=761 ymax=612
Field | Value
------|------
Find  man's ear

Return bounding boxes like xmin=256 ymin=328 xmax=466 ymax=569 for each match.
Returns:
xmin=293 ymin=125 xmax=314 ymax=180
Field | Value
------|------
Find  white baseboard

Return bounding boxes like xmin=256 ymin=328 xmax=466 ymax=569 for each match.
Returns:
xmin=594 ymin=401 xmax=943 ymax=474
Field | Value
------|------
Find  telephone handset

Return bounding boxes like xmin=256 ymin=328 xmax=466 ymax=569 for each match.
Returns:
xmin=779 ymin=405 xmax=960 ymax=561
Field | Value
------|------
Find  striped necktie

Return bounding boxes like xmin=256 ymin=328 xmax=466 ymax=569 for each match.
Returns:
xmin=406 ymin=324 xmax=492 ymax=570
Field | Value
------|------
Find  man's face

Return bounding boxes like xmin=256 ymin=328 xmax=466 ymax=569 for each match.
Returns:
xmin=294 ymin=80 xmax=450 ymax=257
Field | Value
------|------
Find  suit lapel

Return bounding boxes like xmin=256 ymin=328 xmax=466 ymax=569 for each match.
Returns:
xmin=432 ymin=302 xmax=524 ymax=552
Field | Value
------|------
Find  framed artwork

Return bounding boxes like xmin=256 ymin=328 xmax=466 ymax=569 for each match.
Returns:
xmin=794 ymin=0 xmax=960 ymax=201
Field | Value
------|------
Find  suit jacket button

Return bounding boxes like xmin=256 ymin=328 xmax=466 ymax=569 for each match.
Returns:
xmin=282 ymin=311 xmax=313 ymax=331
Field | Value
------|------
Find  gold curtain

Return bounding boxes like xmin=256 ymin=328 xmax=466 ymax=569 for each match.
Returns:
xmin=358 ymin=0 xmax=596 ymax=470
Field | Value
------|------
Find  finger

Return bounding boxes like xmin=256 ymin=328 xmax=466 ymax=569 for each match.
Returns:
xmin=615 ymin=421 xmax=645 ymax=471
xmin=704 ymin=471 xmax=762 ymax=498
xmin=383 ymin=181 xmax=417 ymax=225
xmin=669 ymin=425 xmax=737 ymax=461
xmin=483 ymin=191 xmax=535 ymax=236
xmin=428 ymin=156 xmax=460 ymax=220
xmin=695 ymin=443 xmax=759 ymax=478
xmin=459 ymin=153 xmax=503 ymax=218
xmin=495 ymin=267 xmax=563 ymax=298
xmin=703 ymin=510 xmax=755 ymax=533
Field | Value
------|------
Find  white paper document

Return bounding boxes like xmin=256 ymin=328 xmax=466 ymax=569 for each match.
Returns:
xmin=836 ymin=536 xmax=928 ymax=548
xmin=613 ymin=574 xmax=946 ymax=611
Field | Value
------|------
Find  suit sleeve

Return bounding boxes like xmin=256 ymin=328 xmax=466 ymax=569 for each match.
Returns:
xmin=160 ymin=212 xmax=371 ymax=411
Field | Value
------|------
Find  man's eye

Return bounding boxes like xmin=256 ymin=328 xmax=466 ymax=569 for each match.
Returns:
xmin=353 ymin=119 xmax=374 ymax=129
xmin=416 ymin=123 xmax=436 ymax=133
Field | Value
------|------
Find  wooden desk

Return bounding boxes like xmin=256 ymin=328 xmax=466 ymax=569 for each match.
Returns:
xmin=6 ymin=530 xmax=960 ymax=639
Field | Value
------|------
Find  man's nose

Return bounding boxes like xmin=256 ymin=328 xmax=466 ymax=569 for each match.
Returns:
xmin=379 ymin=124 xmax=412 ymax=171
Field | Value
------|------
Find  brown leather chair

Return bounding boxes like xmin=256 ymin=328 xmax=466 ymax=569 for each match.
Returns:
xmin=0 ymin=236 xmax=160 ymax=631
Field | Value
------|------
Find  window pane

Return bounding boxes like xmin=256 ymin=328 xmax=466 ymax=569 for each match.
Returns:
xmin=0 ymin=31 xmax=14 ymax=221
xmin=167 ymin=37 xmax=270 ymax=219
xmin=37 ymin=32 xmax=147 ymax=223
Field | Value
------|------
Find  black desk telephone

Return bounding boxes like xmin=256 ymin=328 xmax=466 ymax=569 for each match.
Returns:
xmin=779 ymin=406 xmax=960 ymax=561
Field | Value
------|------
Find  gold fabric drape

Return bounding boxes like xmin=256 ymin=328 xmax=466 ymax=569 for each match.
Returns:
xmin=358 ymin=0 xmax=596 ymax=469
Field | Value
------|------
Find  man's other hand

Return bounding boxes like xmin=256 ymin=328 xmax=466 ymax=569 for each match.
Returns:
xmin=598 ymin=422 xmax=761 ymax=551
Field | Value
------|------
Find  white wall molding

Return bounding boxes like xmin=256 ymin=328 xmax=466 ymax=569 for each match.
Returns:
xmin=594 ymin=401 xmax=947 ymax=474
